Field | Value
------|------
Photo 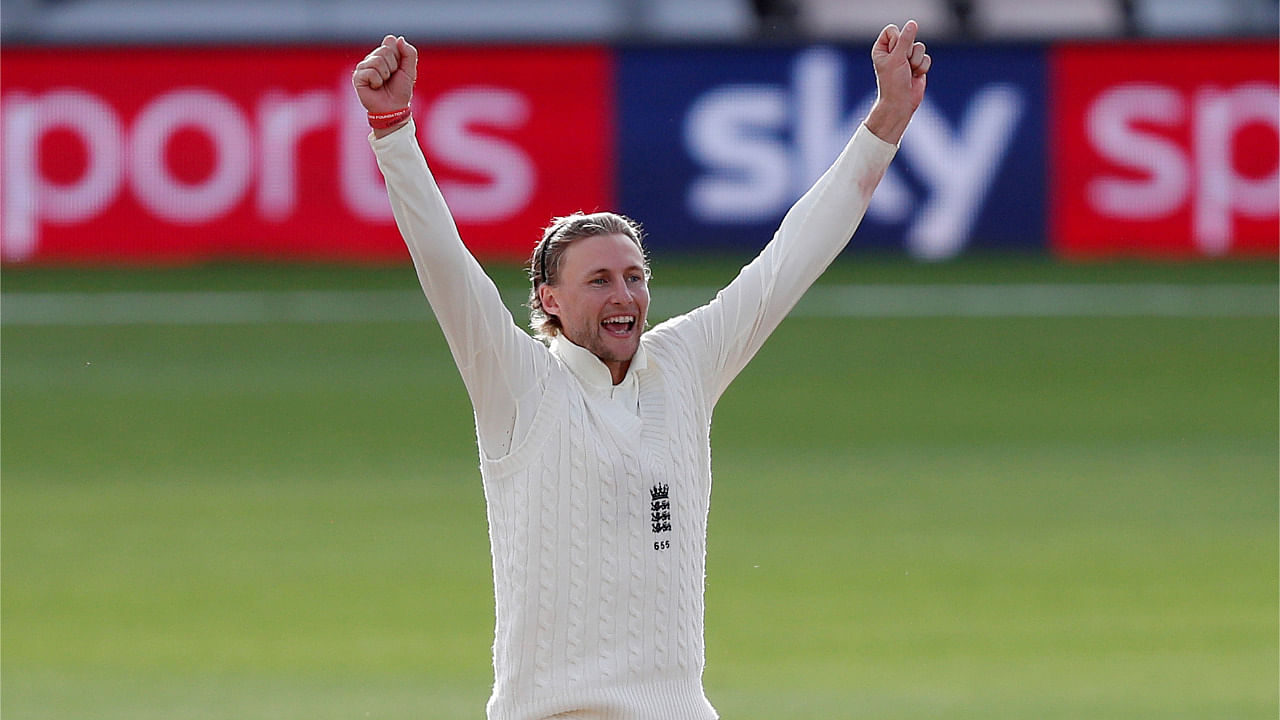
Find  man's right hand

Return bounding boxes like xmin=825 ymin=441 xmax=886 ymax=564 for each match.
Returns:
xmin=352 ymin=35 xmax=418 ymax=136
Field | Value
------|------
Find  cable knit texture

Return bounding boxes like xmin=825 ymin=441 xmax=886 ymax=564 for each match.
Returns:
xmin=480 ymin=334 xmax=715 ymax=719
xmin=371 ymin=119 xmax=897 ymax=720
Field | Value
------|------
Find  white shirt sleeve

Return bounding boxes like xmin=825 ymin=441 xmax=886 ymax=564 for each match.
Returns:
xmin=656 ymin=123 xmax=899 ymax=408
xmin=371 ymin=121 xmax=547 ymax=459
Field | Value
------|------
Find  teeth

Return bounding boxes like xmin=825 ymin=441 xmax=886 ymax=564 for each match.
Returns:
xmin=603 ymin=316 xmax=634 ymax=324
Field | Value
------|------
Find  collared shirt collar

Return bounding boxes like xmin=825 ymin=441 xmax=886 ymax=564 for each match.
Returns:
xmin=550 ymin=334 xmax=648 ymax=392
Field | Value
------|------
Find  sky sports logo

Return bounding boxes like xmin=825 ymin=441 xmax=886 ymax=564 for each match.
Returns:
xmin=621 ymin=42 xmax=1276 ymax=260
xmin=0 ymin=42 xmax=1275 ymax=264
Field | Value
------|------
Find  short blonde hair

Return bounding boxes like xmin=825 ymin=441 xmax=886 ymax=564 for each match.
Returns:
xmin=527 ymin=211 xmax=648 ymax=340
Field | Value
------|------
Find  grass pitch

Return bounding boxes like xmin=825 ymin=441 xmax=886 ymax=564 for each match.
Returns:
xmin=3 ymin=258 xmax=1276 ymax=719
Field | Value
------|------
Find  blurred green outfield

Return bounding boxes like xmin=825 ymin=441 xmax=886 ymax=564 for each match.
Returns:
xmin=3 ymin=257 xmax=1277 ymax=720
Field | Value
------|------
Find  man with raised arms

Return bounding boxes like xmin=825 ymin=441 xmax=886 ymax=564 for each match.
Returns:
xmin=352 ymin=21 xmax=930 ymax=720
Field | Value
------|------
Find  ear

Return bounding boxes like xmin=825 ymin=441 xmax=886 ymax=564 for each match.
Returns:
xmin=538 ymin=283 xmax=560 ymax=316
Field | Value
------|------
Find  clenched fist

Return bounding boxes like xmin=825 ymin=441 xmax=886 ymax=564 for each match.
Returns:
xmin=352 ymin=35 xmax=419 ymax=134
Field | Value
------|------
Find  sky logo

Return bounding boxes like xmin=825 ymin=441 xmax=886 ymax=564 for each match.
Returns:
xmin=619 ymin=44 xmax=1047 ymax=259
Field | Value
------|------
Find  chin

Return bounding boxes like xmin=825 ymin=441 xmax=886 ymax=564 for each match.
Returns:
xmin=600 ymin=337 xmax=640 ymax=363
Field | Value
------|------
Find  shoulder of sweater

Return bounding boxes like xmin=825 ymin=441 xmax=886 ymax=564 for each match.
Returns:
xmin=640 ymin=319 xmax=689 ymax=357
xmin=638 ymin=322 xmax=708 ymax=383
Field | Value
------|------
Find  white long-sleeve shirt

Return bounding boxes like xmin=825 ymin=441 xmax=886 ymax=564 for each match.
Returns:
xmin=372 ymin=120 xmax=896 ymax=720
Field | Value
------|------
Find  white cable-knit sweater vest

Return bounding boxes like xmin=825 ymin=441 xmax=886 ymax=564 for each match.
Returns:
xmin=482 ymin=332 xmax=717 ymax=719
xmin=371 ymin=118 xmax=897 ymax=720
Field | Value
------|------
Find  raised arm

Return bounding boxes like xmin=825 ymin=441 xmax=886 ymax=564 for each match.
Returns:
xmin=353 ymin=35 xmax=418 ymax=138
xmin=661 ymin=21 xmax=930 ymax=406
xmin=354 ymin=36 xmax=546 ymax=458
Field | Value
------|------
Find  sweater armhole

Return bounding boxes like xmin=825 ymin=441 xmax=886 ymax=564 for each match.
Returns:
xmin=480 ymin=369 xmax=565 ymax=480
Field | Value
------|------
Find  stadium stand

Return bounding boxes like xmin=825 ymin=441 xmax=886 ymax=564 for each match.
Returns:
xmin=1131 ymin=0 xmax=1280 ymax=36
xmin=638 ymin=0 xmax=760 ymax=39
xmin=4 ymin=0 xmax=634 ymax=42
xmin=2 ymin=0 xmax=1275 ymax=42
xmin=967 ymin=0 xmax=1126 ymax=38
xmin=792 ymin=0 xmax=959 ymax=39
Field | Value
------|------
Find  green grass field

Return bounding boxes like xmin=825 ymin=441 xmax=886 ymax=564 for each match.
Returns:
xmin=3 ymin=257 xmax=1277 ymax=719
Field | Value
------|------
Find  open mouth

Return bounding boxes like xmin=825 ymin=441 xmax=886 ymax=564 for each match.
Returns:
xmin=601 ymin=315 xmax=636 ymax=337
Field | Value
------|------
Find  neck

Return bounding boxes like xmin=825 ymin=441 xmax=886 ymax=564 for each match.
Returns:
xmin=605 ymin=359 xmax=630 ymax=385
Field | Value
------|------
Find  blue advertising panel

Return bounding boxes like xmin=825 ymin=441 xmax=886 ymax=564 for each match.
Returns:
xmin=617 ymin=44 xmax=1048 ymax=259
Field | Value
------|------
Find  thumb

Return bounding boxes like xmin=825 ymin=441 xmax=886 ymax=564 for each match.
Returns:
xmin=397 ymin=36 xmax=419 ymax=81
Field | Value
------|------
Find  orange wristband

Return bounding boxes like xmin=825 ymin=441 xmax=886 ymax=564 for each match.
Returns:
xmin=368 ymin=107 xmax=411 ymax=129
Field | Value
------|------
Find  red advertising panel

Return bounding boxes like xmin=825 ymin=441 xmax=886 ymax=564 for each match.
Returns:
xmin=1052 ymin=43 xmax=1279 ymax=258
xmin=1 ymin=46 xmax=613 ymax=264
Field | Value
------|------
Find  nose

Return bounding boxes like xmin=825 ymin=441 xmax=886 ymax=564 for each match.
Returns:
xmin=609 ymin=274 xmax=634 ymax=305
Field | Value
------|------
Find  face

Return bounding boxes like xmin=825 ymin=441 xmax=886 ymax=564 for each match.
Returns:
xmin=540 ymin=233 xmax=650 ymax=382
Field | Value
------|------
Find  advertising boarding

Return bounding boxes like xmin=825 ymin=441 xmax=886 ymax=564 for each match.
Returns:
xmin=1052 ymin=42 xmax=1278 ymax=258
xmin=617 ymin=44 xmax=1047 ymax=260
xmin=1 ymin=46 xmax=613 ymax=263
xmin=3 ymin=41 xmax=1276 ymax=264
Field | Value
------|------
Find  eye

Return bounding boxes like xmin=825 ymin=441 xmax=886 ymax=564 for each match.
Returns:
xmin=590 ymin=277 xmax=608 ymax=286
xmin=627 ymin=274 xmax=644 ymax=283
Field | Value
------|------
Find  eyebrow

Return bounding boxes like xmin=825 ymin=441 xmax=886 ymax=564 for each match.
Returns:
xmin=586 ymin=265 xmax=646 ymax=276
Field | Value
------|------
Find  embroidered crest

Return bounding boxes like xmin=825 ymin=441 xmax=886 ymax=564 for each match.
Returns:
xmin=651 ymin=484 xmax=672 ymax=549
